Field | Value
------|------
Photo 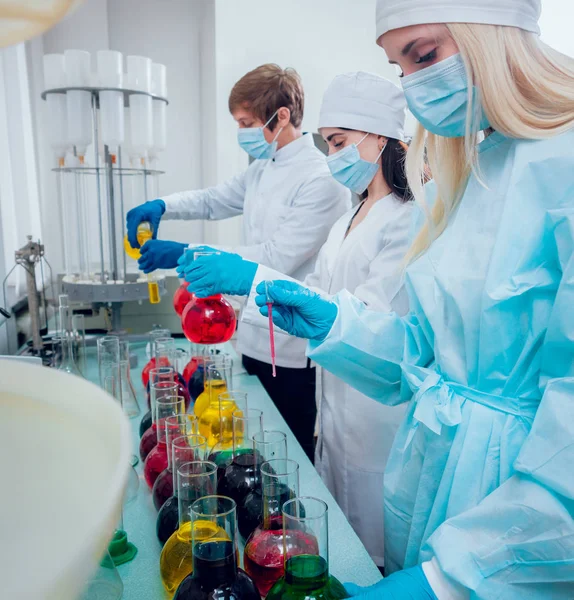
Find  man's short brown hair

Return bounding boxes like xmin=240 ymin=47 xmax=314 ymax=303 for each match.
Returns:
xmin=228 ymin=64 xmax=304 ymax=130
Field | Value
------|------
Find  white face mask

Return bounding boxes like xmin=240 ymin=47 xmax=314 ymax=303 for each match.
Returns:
xmin=237 ymin=110 xmax=284 ymax=159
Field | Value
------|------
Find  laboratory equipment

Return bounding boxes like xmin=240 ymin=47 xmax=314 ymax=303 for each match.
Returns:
xmin=97 ymin=335 xmax=119 ymax=388
xmin=173 ymin=496 xmax=259 ymax=600
xmin=0 ymin=359 xmax=131 ymax=599
xmin=183 ymin=354 xmax=200 ymax=385
xmin=156 ymin=433 xmax=208 ymax=544
xmin=141 ymin=328 xmax=172 ymax=387
xmin=79 ymin=550 xmax=123 ymax=600
xmin=139 ymin=372 xmax=177 ymax=460
xmin=187 ymin=356 xmax=207 ymax=401
xmin=243 ymin=460 xmax=304 ymax=595
xmin=182 ymin=294 xmax=236 ymax=345
xmin=266 ymin=498 xmax=348 ymax=600
xmin=143 ymin=395 xmax=185 ymax=488
xmin=150 ymin=62 xmax=167 ymax=166
xmin=209 ymin=404 xmax=261 ymax=481
xmin=152 ymin=416 xmax=200 ymax=511
xmin=160 ymin=462 xmax=219 ymax=594
xmin=218 ymin=423 xmax=280 ymax=528
xmin=265 ymin=281 xmax=277 ymax=378
xmin=194 ymin=356 xmax=232 ymax=418
xmin=57 ymin=295 xmax=82 ymax=376
xmin=71 ymin=313 xmax=87 ymax=375
xmin=173 ymin=282 xmax=193 ymax=317
xmin=198 ymin=381 xmax=244 ymax=451
xmin=127 ymin=56 xmax=153 ymax=165
xmin=118 ymin=339 xmax=140 ymax=418
xmin=96 ymin=50 xmax=124 ymax=161
xmin=124 ymin=221 xmax=160 ymax=304
xmin=41 ymin=50 xmax=169 ymax=331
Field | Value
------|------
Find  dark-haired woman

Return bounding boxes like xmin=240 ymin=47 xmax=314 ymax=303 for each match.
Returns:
xmin=180 ymin=72 xmax=414 ymax=568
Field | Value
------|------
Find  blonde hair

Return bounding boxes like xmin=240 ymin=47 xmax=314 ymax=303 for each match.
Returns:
xmin=405 ymin=23 xmax=574 ymax=263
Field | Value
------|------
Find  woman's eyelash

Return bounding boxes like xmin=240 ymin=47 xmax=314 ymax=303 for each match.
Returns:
xmin=415 ymin=49 xmax=437 ymax=64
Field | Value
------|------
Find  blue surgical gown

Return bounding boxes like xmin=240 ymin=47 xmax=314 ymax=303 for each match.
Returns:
xmin=307 ymin=129 xmax=574 ymax=598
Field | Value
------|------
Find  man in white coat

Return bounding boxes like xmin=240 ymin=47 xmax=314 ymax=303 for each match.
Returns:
xmin=179 ymin=72 xmax=413 ymax=567
xmin=126 ymin=64 xmax=351 ymax=460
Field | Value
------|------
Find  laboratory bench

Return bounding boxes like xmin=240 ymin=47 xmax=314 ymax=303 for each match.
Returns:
xmin=86 ymin=339 xmax=382 ymax=599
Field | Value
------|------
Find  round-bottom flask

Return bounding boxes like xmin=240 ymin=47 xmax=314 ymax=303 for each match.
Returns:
xmin=182 ymin=295 xmax=236 ymax=345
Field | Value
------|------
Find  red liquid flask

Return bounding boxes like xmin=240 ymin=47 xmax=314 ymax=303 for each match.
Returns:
xmin=139 ymin=409 xmax=152 ymax=438
xmin=141 ymin=355 xmax=171 ymax=388
xmin=183 ymin=357 xmax=200 ymax=384
xmin=153 ymin=469 xmax=174 ymax=511
xmin=144 ymin=440 xmax=169 ymax=489
xmin=182 ymin=295 xmax=236 ymax=345
xmin=173 ymin=283 xmax=193 ymax=317
xmin=141 ymin=372 xmax=179 ymax=459
xmin=243 ymin=459 xmax=305 ymax=596
xmin=140 ymin=422 xmax=158 ymax=461
xmin=146 ymin=375 xmax=191 ymax=411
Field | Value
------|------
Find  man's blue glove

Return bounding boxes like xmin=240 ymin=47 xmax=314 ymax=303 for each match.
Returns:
xmin=175 ymin=245 xmax=223 ymax=275
xmin=182 ymin=253 xmax=257 ymax=298
xmin=345 ymin=566 xmax=438 ymax=600
xmin=138 ymin=240 xmax=188 ymax=273
xmin=126 ymin=199 xmax=166 ymax=248
xmin=254 ymin=280 xmax=337 ymax=342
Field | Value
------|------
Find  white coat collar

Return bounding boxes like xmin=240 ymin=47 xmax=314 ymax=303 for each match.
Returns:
xmin=272 ymin=132 xmax=315 ymax=164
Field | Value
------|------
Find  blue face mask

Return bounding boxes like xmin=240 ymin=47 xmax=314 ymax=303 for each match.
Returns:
xmin=401 ymin=53 xmax=490 ymax=138
xmin=237 ymin=110 xmax=284 ymax=159
xmin=327 ymin=133 xmax=385 ymax=195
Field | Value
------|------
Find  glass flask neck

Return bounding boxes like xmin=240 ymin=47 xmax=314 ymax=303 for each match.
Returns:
xmin=284 ymin=555 xmax=330 ymax=590
xmin=262 ymin=460 xmax=299 ymax=529
xmin=193 ymin=539 xmax=237 ymax=589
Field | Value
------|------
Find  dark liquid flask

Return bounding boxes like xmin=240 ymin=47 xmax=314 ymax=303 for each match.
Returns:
xmin=139 ymin=421 xmax=157 ymax=461
xmin=219 ymin=452 xmax=261 ymax=510
xmin=152 ymin=467 xmax=174 ymax=511
xmin=182 ymin=295 xmax=236 ymax=345
xmin=266 ymin=497 xmax=348 ymax=600
xmin=139 ymin=409 xmax=152 ymax=438
xmin=157 ymin=495 xmax=179 ymax=545
xmin=173 ymin=540 xmax=259 ymax=600
xmin=174 ymin=283 xmax=193 ymax=317
xmin=183 ymin=356 xmax=200 ymax=384
xmin=188 ymin=363 xmax=205 ymax=401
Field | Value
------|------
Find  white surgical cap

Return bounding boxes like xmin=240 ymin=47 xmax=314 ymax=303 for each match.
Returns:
xmin=376 ymin=0 xmax=541 ymax=40
xmin=318 ymin=72 xmax=406 ymax=141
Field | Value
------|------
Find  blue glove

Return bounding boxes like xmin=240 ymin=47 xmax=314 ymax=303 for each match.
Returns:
xmin=182 ymin=253 xmax=257 ymax=298
xmin=345 ymin=567 xmax=438 ymax=600
xmin=126 ymin=199 xmax=166 ymax=248
xmin=138 ymin=240 xmax=188 ymax=273
xmin=175 ymin=245 xmax=222 ymax=275
xmin=254 ymin=280 xmax=337 ymax=342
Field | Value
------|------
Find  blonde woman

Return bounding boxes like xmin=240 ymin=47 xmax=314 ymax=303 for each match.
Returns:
xmin=239 ymin=0 xmax=574 ymax=598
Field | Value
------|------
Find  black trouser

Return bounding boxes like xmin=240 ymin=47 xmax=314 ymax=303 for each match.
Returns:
xmin=242 ymin=355 xmax=316 ymax=462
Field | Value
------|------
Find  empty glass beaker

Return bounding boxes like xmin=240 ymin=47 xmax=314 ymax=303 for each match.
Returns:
xmin=79 ymin=550 xmax=123 ymax=600
xmin=119 ymin=339 xmax=141 ymax=418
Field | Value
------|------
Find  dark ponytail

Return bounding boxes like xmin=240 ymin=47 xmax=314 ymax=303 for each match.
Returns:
xmin=360 ymin=137 xmax=412 ymax=203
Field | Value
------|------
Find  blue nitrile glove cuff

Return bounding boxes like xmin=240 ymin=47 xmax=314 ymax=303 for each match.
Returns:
xmin=254 ymin=280 xmax=338 ymax=342
xmin=344 ymin=566 xmax=438 ymax=599
xmin=183 ymin=252 xmax=257 ymax=297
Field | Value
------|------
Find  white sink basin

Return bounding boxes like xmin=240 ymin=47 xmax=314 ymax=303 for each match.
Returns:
xmin=0 ymin=360 xmax=131 ymax=599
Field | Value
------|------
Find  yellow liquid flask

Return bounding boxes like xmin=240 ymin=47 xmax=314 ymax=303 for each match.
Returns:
xmin=194 ymin=356 xmax=232 ymax=418
xmin=123 ymin=222 xmax=161 ymax=304
xmin=160 ymin=461 xmax=220 ymax=595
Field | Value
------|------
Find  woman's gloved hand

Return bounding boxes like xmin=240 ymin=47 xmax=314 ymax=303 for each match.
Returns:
xmin=126 ymin=199 xmax=166 ymax=248
xmin=175 ymin=245 xmax=223 ymax=274
xmin=254 ymin=280 xmax=337 ymax=342
xmin=138 ymin=240 xmax=188 ymax=273
xmin=345 ymin=566 xmax=438 ymax=600
xmin=182 ymin=252 xmax=257 ymax=298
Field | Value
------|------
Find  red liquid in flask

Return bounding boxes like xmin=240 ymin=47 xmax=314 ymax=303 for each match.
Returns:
xmin=141 ymin=355 xmax=171 ymax=388
xmin=139 ymin=423 xmax=157 ymax=461
xmin=182 ymin=295 xmax=236 ymax=345
xmin=173 ymin=284 xmax=193 ymax=317
xmin=244 ymin=517 xmax=319 ymax=597
xmin=152 ymin=468 xmax=174 ymax=511
xmin=144 ymin=438 xmax=169 ymax=489
xmin=182 ymin=357 xmax=200 ymax=384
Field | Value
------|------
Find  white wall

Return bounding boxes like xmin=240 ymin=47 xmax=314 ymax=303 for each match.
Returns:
xmin=208 ymin=0 xmax=399 ymax=245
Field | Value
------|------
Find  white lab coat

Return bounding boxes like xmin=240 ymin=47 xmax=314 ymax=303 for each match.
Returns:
xmin=162 ymin=134 xmax=351 ymax=368
xmin=243 ymin=193 xmax=412 ymax=565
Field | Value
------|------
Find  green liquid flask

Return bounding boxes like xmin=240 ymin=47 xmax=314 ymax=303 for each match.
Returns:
xmin=266 ymin=497 xmax=349 ymax=600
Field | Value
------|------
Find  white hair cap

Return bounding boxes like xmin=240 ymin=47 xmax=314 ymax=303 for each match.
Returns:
xmin=318 ymin=71 xmax=406 ymax=141
xmin=376 ymin=0 xmax=541 ymax=40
